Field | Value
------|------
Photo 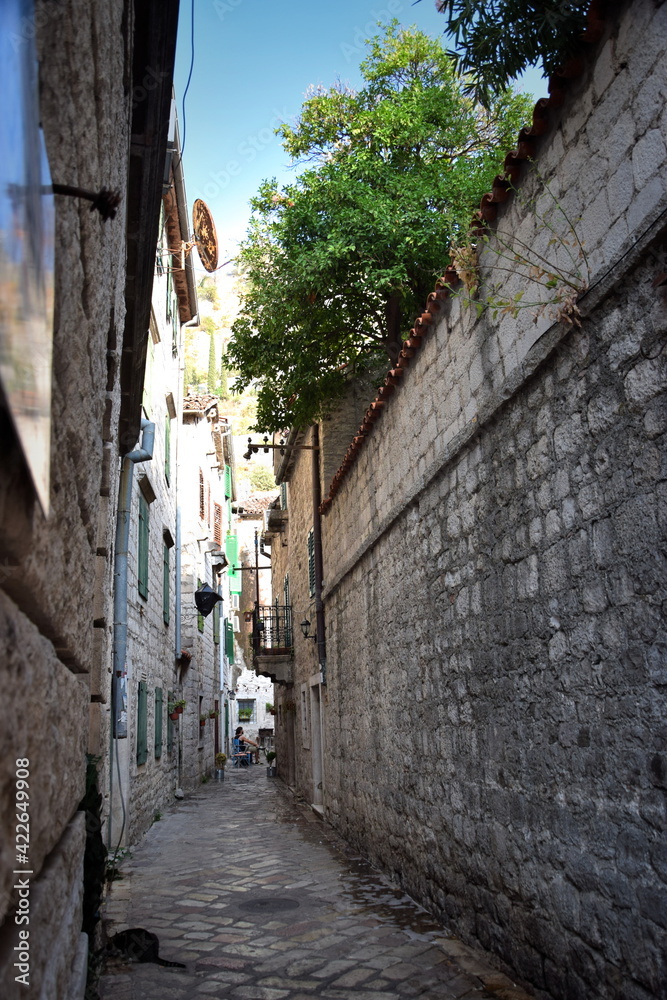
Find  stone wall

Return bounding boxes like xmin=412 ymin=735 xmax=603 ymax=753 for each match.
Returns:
xmin=0 ymin=1 xmax=133 ymax=996
xmin=0 ymin=0 xmax=178 ymax=994
xmin=318 ymin=3 xmax=667 ymax=998
xmin=118 ymin=300 xmax=181 ymax=846
xmin=271 ymin=427 xmax=323 ymax=797
xmin=179 ymin=411 xmax=226 ymax=790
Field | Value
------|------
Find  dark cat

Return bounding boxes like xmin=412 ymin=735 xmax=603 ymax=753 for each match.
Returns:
xmin=108 ymin=928 xmax=186 ymax=968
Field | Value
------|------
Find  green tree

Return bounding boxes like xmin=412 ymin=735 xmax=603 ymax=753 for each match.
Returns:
xmin=226 ymin=21 xmax=532 ymax=432
xmin=207 ymin=332 xmax=217 ymax=394
xmin=431 ymin=1 xmax=589 ymax=107
xmin=249 ymin=466 xmax=276 ymax=491
xmin=218 ymin=352 xmax=230 ymax=401
xmin=198 ymin=277 xmax=219 ymax=307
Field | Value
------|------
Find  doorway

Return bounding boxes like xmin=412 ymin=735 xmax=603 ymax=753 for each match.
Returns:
xmin=309 ymin=678 xmax=324 ymax=811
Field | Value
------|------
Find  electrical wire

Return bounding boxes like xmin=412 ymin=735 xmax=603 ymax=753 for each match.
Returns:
xmin=180 ymin=0 xmax=196 ymax=159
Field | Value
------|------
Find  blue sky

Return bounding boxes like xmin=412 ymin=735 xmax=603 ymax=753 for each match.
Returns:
xmin=173 ymin=0 xmax=546 ymax=270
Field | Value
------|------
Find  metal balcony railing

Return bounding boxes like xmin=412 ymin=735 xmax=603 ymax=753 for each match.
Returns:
xmin=252 ymin=601 xmax=293 ymax=656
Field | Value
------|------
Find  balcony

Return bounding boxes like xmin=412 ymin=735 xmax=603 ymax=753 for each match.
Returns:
xmin=252 ymin=602 xmax=293 ymax=685
xmin=264 ymin=501 xmax=288 ymax=537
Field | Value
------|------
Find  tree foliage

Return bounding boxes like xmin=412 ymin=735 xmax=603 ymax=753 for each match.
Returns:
xmin=207 ymin=331 xmax=217 ymax=393
xmin=431 ymin=1 xmax=589 ymax=107
xmin=227 ymin=21 xmax=533 ymax=432
xmin=249 ymin=466 xmax=277 ymax=492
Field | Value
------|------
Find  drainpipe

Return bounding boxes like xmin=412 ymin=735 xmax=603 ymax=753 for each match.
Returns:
xmin=311 ymin=425 xmax=327 ymax=682
xmin=108 ymin=418 xmax=155 ymax=851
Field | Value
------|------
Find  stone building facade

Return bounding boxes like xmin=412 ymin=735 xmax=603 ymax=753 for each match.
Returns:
xmin=109 ymin=153 xmax=196 ymax=848
xmin=0 ymin=1 xmax=180 ymax=997
xmin=232 ymin=494 xmax=278 ymax=751
xmin=179 ymin=394 xmax=236 ymax=788
xmin=269 ymin=3 xmax=667 ymax=998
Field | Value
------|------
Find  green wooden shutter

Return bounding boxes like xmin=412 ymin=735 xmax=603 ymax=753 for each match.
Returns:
xmin=137 ymin=681 xmax=148 ymax=765
xmin=226 ymin=533 xmax=242 ymax=593
xmin=154 ymin=687 xmax=163 ymax=758
xmin=225 ymin=621 xmax=235 ymax=664
xmin=165 ymin=416 xmax=171 ymax=485
xmin=138 ymin=496 xmax=149 ymax=599
xmin=162 ymin=543 xmax=170 ymax=624
xmin=224 ymin=464 xmax=232 ymax=499
xmin=283 ymin=574 xmax=292 ymax=646
xmin=280 ymin=482 xmax=287 ymax=510
xmin=308 ymin=528 xmax=315 ymax=597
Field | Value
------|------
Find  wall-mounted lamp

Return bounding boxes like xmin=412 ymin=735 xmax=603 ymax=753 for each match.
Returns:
xmin=300 ymin=618 xmax=316 ymax=641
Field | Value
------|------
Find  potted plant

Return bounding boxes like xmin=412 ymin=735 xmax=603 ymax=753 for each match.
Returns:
xmin=265 ymin=702 xmax=275 ymax=715
xmin=265 ymin=750 xmax=277 ymax=777
xmin=215 ymin=752 xmax=227 ymax=782
xmin=168 ymin=703 xmax=180 ymax=722
xmin=199 ymin=714 xmax=207 ymax=727
xmin=208 ymin=709 xmax=219 ymax=719
xmin=174 ymin=699 xmax=186 ymax=715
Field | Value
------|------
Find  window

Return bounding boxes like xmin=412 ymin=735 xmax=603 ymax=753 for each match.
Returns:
xmin=237 ymin=699 xmax=255 ymax=723
xmin=154 ymin=688 xmax=163 ymax=758
xmin=137 ymin=681 xmax=148 ymax=765
xmin=307 ymin=528 xmax=315 ymax=598
xmin=213 ymin=502 xmax=222 ymax=546
xmin=138 ymin=495 xmax=149 ymax=600
xmin=162 ymin=543 xmax=170 ymax=624
xmin=230 ymin=593 xmax=239 ymax=610
xmin=199 ymin=469 xmax=205 ymax=520
xmin=165 ymin=415 xmax=172 ymax=485
xmin=225 ymin=620 xmax=235 ymax=664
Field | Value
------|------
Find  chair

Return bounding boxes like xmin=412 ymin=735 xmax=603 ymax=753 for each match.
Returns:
xmin=231 ymin=738 xmax=252 ymax=767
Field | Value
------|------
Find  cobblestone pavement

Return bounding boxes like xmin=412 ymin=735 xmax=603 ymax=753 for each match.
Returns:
xmin=99 ymin=767 xmax=532 ymax=1000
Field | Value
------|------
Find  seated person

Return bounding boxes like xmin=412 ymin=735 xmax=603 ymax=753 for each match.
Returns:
xmin=235 ymin=726 xmax=259 ymax=764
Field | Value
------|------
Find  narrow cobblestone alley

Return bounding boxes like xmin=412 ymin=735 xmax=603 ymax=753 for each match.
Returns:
xmin=99 ymin=768 xmax=532 ymax=1000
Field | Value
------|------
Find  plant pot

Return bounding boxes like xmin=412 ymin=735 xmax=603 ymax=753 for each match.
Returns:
xmin=169 ymin=712 xmax=179 ymax=722
xmin=215 ymin=769 xmax=225 ymax=782
xmin=266 ymin=766 xmax=277 ymax=777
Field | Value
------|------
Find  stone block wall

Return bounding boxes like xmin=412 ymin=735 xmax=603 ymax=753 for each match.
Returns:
xmin=272 ymin=427 xmax=323 ymax=797
xmin=114 ymin=297 xmax=182 ymax=846
xmin=178 ymin=413 xmax=226 ymax=790
xmin=319 ymin=3 xmax=667 ymax=997
xmin=0 ymin=2 xmax=134 ymax=995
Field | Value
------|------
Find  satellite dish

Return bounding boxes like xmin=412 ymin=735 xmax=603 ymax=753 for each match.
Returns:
xmin=192 ymin=199 xmax=218 ymax=272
